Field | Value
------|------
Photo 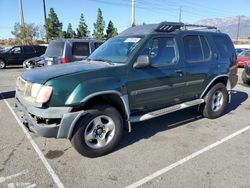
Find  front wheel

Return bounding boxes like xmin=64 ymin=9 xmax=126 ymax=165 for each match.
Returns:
xmin=0 ymin=59 xmax=6 ymax=69
xmin=201 ymin=83 xmax=228 ymax=119
xmin=71 ymin=105 xmax=123 ymax=158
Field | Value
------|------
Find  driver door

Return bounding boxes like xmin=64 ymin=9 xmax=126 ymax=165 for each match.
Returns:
xmin=126 ymin=36 xmax=186 ymax=114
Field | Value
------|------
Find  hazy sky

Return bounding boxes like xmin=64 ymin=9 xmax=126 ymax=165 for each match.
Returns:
xmin=0 ymin=0 xmax=249 ymax=39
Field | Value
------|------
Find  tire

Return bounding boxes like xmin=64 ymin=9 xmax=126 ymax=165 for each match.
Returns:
xmin=71 ymin=104 xmax=123 ymax=158
xmin=201 ymin=83 xmax=228 ymax=119
xmin=0 ymin=59 xmax=6 ymax=69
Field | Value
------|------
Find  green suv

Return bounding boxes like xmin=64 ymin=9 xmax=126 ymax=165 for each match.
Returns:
xmin=15 ymin=22 xmax=238 ymax=157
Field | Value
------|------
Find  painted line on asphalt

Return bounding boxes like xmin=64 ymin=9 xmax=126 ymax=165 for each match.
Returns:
xmin=0 ymin=93 xmax=65 ymax=188
xmin=126 ymin=125 xmax=250 ymax=188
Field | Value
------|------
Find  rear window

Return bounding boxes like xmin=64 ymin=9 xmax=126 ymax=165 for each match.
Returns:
xmin=45 ymin=41 xmax=64 ymax=57
xmin=72 ymin=42 xmax=90 ymax=56
xmin=213 ymin=35 xmax=234 ymax=58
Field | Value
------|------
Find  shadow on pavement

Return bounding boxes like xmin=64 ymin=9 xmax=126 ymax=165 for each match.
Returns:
xmin=0 ymin=91 xmax=16 ymax=100
xmin=225 ymin=90 xmax=248 ymax=114
xmin=116 ymin=90 xmax=248 ymax=152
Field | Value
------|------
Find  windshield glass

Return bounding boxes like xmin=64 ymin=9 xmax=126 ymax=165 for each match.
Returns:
xmin=88 ymin=36 xmax=143 ymax=64
xmin=45 ymin=41 xmax=64 ymax=57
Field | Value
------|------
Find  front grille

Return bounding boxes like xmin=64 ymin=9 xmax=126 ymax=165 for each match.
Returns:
xmin=16 ymin=77 xmax=32 ymax=97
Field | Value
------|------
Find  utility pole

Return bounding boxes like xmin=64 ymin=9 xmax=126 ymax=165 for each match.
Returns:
xmin=18 ymin=0 xmax=24 ymax=25
xmin=179 ymin=6 xmax=182 ymax=22
xmin=131 ymin=0 xmax=135 ymax=27
xmin=236 ymin=16 xmax=241 ymax=43
xmin=42 ymin=0 xmax=48 ymax=43
xmin=43 ymin=0 xmax=47 ymax=22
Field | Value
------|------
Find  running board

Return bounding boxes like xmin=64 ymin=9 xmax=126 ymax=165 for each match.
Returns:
xmin=130 ymin=99 xmax=204 ymax=122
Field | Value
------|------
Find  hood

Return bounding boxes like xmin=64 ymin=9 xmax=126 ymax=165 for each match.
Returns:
xmin=21 ymin=60 xmax=112 ymax=84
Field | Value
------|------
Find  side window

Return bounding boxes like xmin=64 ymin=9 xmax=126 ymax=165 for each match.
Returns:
xmin=150 ymin=37 xmax=178 ymax=66
xmin=94 ymin=42 xmax=103 ymax=49
xmin=23 ymin=46 xmax=35 ymax=55
xmin=200 ymin=36 xmax=211 ymax=59
xmin=9 ymin=47 xmax=21 ymax=54
xmin=184 ymin=35 xmax=211 ymax=62
xmin=213 ymin=35 xmax=234 ymax=58
xmin=72 ymin=42 xmax=90 ymax=56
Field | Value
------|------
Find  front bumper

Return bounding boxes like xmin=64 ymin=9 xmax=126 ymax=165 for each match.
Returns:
xmin=15 ymin=96 xmax=87 ymax=139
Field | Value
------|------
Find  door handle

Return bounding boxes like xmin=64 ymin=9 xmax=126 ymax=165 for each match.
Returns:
xmin=175 ymin=70 xmax=183 ymax=77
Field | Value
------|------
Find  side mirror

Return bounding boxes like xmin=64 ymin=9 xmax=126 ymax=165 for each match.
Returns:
xmin=133 ymin=55 xmax=150 ymax=69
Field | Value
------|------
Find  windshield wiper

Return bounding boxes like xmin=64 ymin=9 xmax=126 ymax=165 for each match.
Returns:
xmin=89 ymin=58 xmax=115 ymax=64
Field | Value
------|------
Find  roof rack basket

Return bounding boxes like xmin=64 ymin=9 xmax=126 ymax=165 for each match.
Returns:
xmin=155 ymin=22 xmax=219 ymax=32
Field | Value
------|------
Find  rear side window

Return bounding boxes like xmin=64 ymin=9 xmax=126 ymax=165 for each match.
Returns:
xmin=23 ymin=46 xmax=35 ymax=55
xmin=184 ymin=35 xmax=211 ymax=62
xmin=72 ymin=42 xmax=90 ymax=56
xmin=45 ymin=41 xmax=64 ymax=57
xmin=94 ymin=42 xmax=103 ymax=49
xmin=34 ymin=46 xmax=46 ymax=54
xmin=213 ymin=35 xmax=234 ymax=58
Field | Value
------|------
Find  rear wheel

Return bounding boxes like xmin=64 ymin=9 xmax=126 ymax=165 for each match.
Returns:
xmin=0 ymin=59 xmax=6 ymax=69
xmin=71 ymin=105 xmax=123 ymax=158
xmin=201 ymin=83 xmax=228 ymax=119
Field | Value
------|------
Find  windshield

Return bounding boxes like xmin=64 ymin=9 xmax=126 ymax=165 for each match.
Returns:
xmin=45 ymin=41 xmax=65 ymax=57
xmin=88 ymin=36 xmax=143 ymax=64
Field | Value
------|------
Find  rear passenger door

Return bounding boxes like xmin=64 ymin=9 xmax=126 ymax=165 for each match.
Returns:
xmin=72 ymin=42 xmax=90 ymax=61
xmin=182 ymin=35 xmax=214 ymax=101
xmin=22 ymin=46 xmax=36 ymax=61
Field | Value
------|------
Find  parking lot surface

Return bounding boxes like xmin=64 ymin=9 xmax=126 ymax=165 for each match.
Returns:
xmin=0 ymin=67 xmax=250 ymax=188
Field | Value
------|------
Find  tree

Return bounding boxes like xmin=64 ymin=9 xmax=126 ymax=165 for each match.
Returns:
xmin=77 ymin=13 xmax=89 ymax=38
xmin=11 ymin=23 xmax=39 ymax=44
xmin=106 ymin=20 xmax=118 ymax=39
xmin=64 ymin=23 xmax=76 ymax=38
xmin=44 ymin=8 xmax=63 ymax=40
xmin=93 ymin=8 xmax=105 ymax=39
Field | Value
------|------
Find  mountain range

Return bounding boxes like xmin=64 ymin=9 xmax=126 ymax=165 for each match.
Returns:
xmin=195 ymin=16 xmax=250 ymax=39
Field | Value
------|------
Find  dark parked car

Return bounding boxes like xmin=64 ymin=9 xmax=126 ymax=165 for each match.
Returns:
xmin=23 ymin=39 xmax=104 ymax=69
xmin=242 ymin=61 xmax=250 ymax=84
xmin=0 ymin=45 xmax=46 ymax=69
xmin=16 ymin=22 xmax=238 ymax=157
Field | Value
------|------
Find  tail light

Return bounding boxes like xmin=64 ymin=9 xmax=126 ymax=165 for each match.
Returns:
xmin=60 ymin=58 xmax=69 ymax=64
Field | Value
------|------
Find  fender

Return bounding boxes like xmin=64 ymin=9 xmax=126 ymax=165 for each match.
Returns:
xmin=200 ymin=74 xmax=228 ymax=98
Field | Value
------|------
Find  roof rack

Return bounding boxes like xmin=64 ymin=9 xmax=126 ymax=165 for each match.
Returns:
xmin=183 ymin=24 xmax=218 ymax=31
xmin=155 ymin=22 xmax=184 ymax=32
xmin=155 ymin=22 xmax=219 ymax=33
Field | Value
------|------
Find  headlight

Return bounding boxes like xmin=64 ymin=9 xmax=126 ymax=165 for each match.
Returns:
xmin=31 ymin=83 xmax=42 ymax=98
xmin=35 ymin=85 xmax=53 ymax=103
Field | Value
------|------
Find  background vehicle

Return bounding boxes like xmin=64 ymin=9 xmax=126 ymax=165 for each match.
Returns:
xmin=23 ymin=55 xmax=45 ymax=69
xmin=0 ymin=45 xmax=46 ymax=69
xmin=242 ymin=61 xmax=250 ymax=84
xmin=235 ymin=48 xmax=249 ymax=55
xmin=15 ymin=22 xmax=238 ymax=158
xmin=25 ymin=38 xmax=104 ymax=69
xmin=237 ymin=50 xmax=250 ymax=67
